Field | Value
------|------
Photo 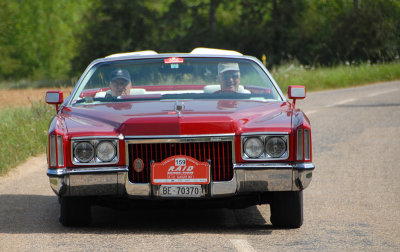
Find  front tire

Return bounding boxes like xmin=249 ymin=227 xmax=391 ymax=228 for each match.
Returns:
xmin=59 ymin=197 xmax=91 ymax=227
xmin=270 ymin=191 xmax=303 ymax=228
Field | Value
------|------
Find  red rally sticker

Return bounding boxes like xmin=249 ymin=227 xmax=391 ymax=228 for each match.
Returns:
xmin=152 ymin=155 xmax=210 ymax=185
xmin=164 ymin=57 xmax=184 ymax=64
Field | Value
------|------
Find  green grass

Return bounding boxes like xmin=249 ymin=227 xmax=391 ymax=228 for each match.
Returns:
xmin=271 ymin=61 xmax=400 ymax=92
xmin=0 ymin=102 xmax=54 ymax=175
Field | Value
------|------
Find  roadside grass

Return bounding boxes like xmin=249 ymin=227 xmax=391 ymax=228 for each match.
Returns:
xmin=271 ymin=61 xmax=400 ymax=92
xmin=0 ymin=102 xmax=54 ymax=175
xmin=0 ymin=79 xmax=75 ymax=90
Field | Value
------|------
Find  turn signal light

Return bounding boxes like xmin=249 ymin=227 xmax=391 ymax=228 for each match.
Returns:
xmin=297 ymin=129 xmax=311 ymax=161
xmin=49 ymin=134 xmax=64 ymax=167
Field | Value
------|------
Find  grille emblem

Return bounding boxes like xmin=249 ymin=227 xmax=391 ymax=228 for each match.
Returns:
xmin=133 ymin=158 xmax=144 ymax=172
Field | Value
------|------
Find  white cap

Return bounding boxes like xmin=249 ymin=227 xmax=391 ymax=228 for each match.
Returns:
xmin=218 ymin=63 xmax=240 ymax=74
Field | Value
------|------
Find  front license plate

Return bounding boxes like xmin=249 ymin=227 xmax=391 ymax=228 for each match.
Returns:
xmin=160 ymin=185 xmax=202 ymax=197
xmin=152 ymin=155 xmax=210 ymax=185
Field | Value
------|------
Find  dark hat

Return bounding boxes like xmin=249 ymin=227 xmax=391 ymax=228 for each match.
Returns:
xmin=110 ymin=69 xmax=131 ymax=83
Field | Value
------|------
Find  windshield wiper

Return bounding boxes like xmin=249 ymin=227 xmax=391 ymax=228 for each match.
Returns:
xmin=75 ymin=92 xmax=270 ymax=104
xmin=75 ymin=96 xmax=163 ymax=104
xmin=159 ymin=92 xmax=259 ymax=100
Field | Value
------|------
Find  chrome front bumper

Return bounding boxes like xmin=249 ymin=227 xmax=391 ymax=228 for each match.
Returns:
xmin=47 ymin=163 xmax=314 ymax=197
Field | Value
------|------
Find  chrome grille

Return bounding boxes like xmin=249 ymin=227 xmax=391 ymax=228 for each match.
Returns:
xmin=127 ymin=138 xmax=234 ymax=183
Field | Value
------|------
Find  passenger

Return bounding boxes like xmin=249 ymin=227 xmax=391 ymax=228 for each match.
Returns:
xmin=107 ymin=69 xmax=132 ymax=97
xmin=217 ymin=62 xmax=241 ymax=92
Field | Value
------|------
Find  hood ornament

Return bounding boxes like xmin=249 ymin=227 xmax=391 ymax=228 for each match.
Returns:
xmin=174 ymin=101 xmax=185 ymax=116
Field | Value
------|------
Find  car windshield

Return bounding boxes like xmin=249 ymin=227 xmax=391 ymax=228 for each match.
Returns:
xmin=70 ymin=57 xmax=283 ymax=106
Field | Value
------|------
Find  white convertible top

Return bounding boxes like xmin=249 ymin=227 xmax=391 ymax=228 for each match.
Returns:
xmin=106 ymin=50 xmax=158 ymax=58
xmin=190 ymin=48 xmax=243 ymax=56
xmin=105 ymin=47 xmax=243 ymax=58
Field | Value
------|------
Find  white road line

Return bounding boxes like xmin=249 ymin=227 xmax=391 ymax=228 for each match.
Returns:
xmin=230 ymin=239 xmax=257 ymax=252
xmin=367 ymin=89 xmax=399 ymax=97
xmin=324 ymin=88 xmax=399 ymax=108
xmin=326 ymin=98 xmax=356 ymax=107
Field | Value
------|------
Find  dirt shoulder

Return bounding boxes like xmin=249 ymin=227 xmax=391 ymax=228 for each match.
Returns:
xmin=0 ymin=154 xmax=46 ymax=183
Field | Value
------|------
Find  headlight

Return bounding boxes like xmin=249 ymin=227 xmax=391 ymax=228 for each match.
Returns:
xmin=243 ymin=137 xmax=264 ymax=158
xmin=74 ymin=141 xmax=94 ymax=163
xmin=241 ymin=134 xmax=289 ymax=160
xmin=265 ymin=136 xmax=286 ymax=158
xmin=96 ymin=141 xmax=116 ymax=162
xmin=72 ymin=138 xmax=119 ymax=165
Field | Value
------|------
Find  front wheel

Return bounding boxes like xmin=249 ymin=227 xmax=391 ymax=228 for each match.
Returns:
xmin=59 ymin=197 xmax=91 ymax=227
xmin=270 ymin=191 xmax=303 ymax=229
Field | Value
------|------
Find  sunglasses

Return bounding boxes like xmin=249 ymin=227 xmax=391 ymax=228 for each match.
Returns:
xmin=112 ymin=79 xmax=130 ymax=86
xmin=221 ymin=72 xmax=240 ymax=81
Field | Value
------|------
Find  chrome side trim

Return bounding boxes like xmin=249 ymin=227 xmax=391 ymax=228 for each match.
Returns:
xmin=293 ymin=163 xmax=315 ymax=170
xmin=47 ymin=167 xmax=128 ymax=176
xmin=234 ymin=162 xmax=315 ymax=170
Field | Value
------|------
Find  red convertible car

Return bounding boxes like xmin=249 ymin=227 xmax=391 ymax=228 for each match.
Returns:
xmin=46 ymin=48 xmax=314 ymax=228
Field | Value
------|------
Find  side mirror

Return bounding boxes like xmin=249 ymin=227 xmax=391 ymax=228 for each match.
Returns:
xmin=288 ymin=85 xmax=306 ymax=108
xmin=46 ymin=91 xmax=63 ymax=111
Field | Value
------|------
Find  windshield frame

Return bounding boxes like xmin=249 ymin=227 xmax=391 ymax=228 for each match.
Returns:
xmin=66 ymin=54 xmax=286 ymax=107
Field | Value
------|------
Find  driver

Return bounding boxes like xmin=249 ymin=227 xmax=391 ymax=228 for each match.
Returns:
xmin=218 ymin=62 xmax=240 ymax=92
xmin=107 ymin=69 xmax=132 ymax=97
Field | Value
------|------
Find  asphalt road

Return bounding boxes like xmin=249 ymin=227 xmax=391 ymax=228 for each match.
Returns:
xmin=1 ymin=81 xmax=399 ymax=251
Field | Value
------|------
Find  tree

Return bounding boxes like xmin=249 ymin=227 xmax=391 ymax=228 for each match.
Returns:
xmin=0 ymin=0 xmax=91 ymax=81
xmin=1 ymin=0 xmax=399 ymax=81
xmin=71 ymin=0 xmax=157 ymax=75
xmin=331 ymin=0 xmax=400 ymax=63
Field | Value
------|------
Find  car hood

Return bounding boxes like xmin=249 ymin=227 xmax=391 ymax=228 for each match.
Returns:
xmin=62 ymin=100 xmax=293 ymax=137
